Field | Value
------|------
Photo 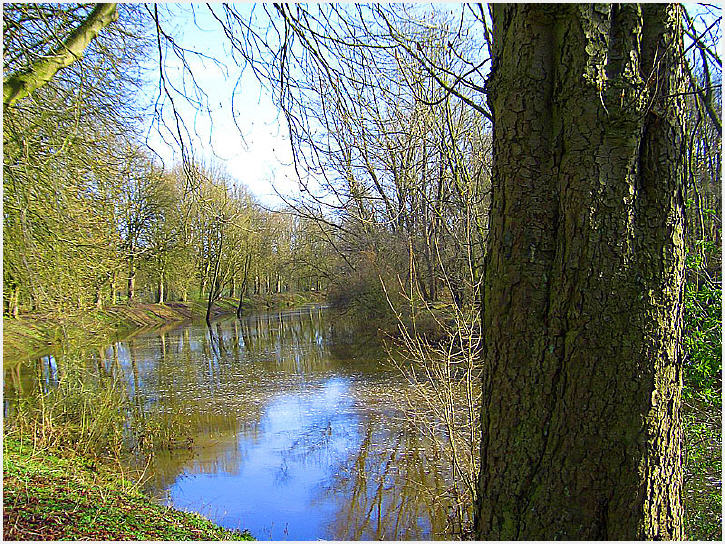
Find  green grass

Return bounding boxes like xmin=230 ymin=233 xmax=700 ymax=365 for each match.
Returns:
xmin=3 ymin=438 xmax=254 ymax=541
xmin=682 ymin=399 xmax=722 ymax=541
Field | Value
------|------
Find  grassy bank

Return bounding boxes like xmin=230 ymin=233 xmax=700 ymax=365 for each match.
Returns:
xmin=3 ymin=303 xmax=193 ymax=362
xmin=3 ymin=291 xmax=326 ymax=362
xmin=3 ymin=438 xmax=252 ymax=541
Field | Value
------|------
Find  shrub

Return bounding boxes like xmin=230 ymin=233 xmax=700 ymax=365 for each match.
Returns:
xmin=682 ymin=251 xmax=722 ymax=406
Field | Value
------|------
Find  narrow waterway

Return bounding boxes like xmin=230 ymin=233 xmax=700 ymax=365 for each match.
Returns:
xmin=4 ymin=306 xmax=463 ymax=540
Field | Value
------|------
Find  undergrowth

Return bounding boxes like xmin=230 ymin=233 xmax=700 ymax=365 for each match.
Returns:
xmin=681 ymin=245 xmax=722 ymax=541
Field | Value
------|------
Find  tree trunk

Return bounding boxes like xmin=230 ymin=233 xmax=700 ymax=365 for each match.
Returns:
xmin=10 ymin=286 xmax=20 ymax=318
xmin=236 ymin=292 xmax=245 ymax=318
xmin=200 ymin=277 xmax=208 ymax=298
xmin=237 ymin=254 xmax=251 ymax=318
xmin=206 ymin=242 xmax=224 ymax=325
xmin=157 ymin=269 xmax=165 ymax=304
xmin=110 ymin=273 xmax=117 ymax=305
xmin=205 ymin=285 xmax=215 ymax=325
xmin=200 ymin=259 xmax=211 ymax=299
xmin=128 ymin=264 xmax=136 ymax=302
xmin=476 ymin=4 xmax=685 ymax=540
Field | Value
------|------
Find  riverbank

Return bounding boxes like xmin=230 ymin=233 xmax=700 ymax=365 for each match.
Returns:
xmin=3 ymin=291 xmax=326 ymax=362
xmin=3 ymin=292 xmax=327 ymax=540
xmin=3 ymin=438 xmax=253 ymax=541
xmin=4 ymin=303 xmax=189 ymax=362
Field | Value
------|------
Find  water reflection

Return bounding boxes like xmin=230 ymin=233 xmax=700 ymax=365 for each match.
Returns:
xmin=4 ymin=306 xmax=457 ymax=540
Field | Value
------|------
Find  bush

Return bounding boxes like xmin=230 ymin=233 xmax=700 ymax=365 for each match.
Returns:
xmin=682 ymin=254 xmax=722 ymax=406
xmin=326 ymin=240 xmax=410 ymax=323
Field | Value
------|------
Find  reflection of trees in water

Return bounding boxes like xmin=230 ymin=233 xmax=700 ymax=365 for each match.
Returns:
xmin=273 ymin=407 xmax=357 ymax=488
xmin=4 ymin=343 xmax=129 ymax=455
xmin=236 ymin=308 xmax=331 ymax=373
xmin=321 ymin=413 xmax=454 ymax=540
xmin=142 ymin=424 xmax=257 ymax=498
xmin=115 ymin=308 xmax=360 ymax=496
xmin=326 ymin=313 xmax=387 ymax=364
xmin=5 ymin=307 xmax=461 ymax=540
xmin=4 ymin=336 xmax=125 ymax=418
xmin=2 ymin=306 xmax=370 ymax=405
xmin=3 ymin=354 xmax=59 ymax=418
xmin=316 ymin=377 xmax=475 ymax=540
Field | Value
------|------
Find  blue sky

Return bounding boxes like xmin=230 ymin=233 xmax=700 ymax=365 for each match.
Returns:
xmin=138 ymin=3 xmax=721 ymax=208
xmin=140 ymin=4 xmax=298 ymax=207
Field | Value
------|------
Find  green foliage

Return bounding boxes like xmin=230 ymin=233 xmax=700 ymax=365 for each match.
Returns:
xmin=327 ymin=248 xmax=403 ymax=324
xmin=682 ymin=403 xmax=722 ymax=540
xmin=681 ymin=237 xmax=722 ymax=540
xmin=328 ymin=268 xmax=391 ymax=320
xmin=682 ymin=266 xmax=722 ymax=407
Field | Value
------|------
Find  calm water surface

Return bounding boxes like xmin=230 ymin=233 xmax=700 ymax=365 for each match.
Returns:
xmin=4 ymin=306 xmax=457 ymax=540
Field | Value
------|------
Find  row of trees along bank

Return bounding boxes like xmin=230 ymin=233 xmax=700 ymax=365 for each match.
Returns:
xmin=4 ymin=147 xmax=327 ymax=319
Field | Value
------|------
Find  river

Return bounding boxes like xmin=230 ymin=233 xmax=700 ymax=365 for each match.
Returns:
xmin=4 ymin=306 xmax=470 ymax=540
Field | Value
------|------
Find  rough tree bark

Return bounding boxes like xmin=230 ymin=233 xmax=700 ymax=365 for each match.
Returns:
xmin=476 ymin=4 xmax=685 ymax=540
xmin=127 ymin=265 xmax=136 ymax=301
xmin=3 ymin=3 xmax=118 ymax=108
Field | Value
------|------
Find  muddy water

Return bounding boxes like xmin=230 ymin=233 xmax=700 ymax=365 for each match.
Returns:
xmin=4 ymin=306 xmax=458 ymax=540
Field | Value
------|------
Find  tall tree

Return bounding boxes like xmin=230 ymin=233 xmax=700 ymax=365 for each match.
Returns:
xmin=476 ymin=4 xmax=686 ymax=539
